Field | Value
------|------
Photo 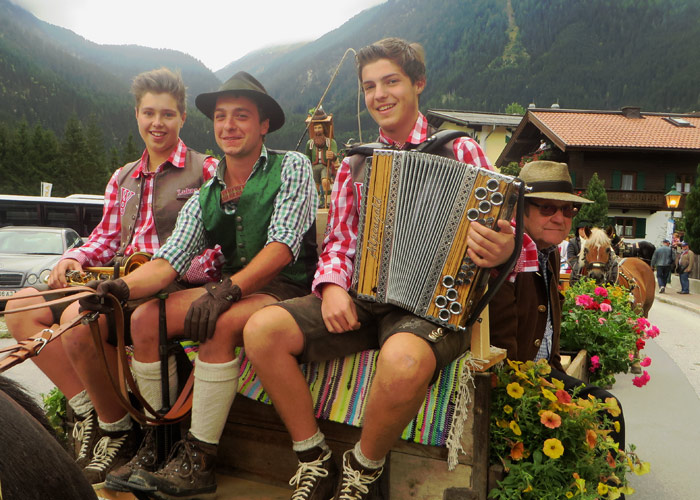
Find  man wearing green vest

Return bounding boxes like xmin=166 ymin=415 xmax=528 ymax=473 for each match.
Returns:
xmin=79 ymin=72 xmax=318 ymax=497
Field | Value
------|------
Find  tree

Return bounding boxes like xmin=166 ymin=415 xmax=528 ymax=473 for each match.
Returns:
xmin=121 ymin=133 xmax=140 ymax=165
xmin=504 ymin=102 xmax=526 ymax=115
xmin=573 ymin=172 xmax=609 ymax=229
xmin=681 ymin=164 xmax=700 ymax=254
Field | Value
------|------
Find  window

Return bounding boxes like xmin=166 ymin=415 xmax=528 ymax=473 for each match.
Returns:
xmin=613 ymin=217 xmax=646 ymax=239
xmin=620 ymin=173 xmax=634 ymax=191
xmin=676 ymin=174 xmax=694 ymax=194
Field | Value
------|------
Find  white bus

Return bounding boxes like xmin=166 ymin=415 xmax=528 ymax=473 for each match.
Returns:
xmin=0 ymin=194 xmax=104 ymax=237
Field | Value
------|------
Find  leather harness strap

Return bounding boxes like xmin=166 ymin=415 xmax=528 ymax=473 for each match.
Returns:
xmin=0 ymin=288 xmax=193 ymax=424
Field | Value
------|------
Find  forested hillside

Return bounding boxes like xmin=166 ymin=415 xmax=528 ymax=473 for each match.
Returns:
xmin=1 ymin=0 xmax=699 ymax=195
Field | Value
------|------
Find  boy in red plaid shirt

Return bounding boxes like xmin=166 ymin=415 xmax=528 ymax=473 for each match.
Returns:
xmin=243 ymin=38 xmax=538 ymax=500
xmin=6 ymin=68 xmax=220 ymax=484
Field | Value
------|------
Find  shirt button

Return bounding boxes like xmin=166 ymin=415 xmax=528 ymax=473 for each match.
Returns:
xmin=534 ymin=339 xmax=542 ymax=347
xmin=538 ymin=305 xmax=546 ymax=313
xmin=131 ymin=215 xmax=136 ymax=220
xmin=238 ymin=243 xmax=244 ymax=248
xmin=240 ymin=257 xmax=247 ymax=263
xmin=236 ymin=216 xmax=242 ymax=222
xmin=236 ymin=225 xmax=243 ymax=231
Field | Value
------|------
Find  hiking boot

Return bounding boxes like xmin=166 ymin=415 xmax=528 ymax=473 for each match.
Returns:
xmin=333 ymin=450 xmax=383 ymax=500
xmin=83 ymin=426 xmax=140 ymax=485
xmin=128 ymin=433 xmax=217 ymax=497
xmin=289 ymin=447 xmax=339 ymax=500
xmin=72 ymin=408 xmax=98 ymax=469
xmin=105 ymin=428 xmax=158 ymax=492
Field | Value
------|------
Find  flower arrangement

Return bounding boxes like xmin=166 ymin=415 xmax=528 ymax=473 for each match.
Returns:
xmin=489 ymin=359 xmax=649 ymax=499
xmin=560 ymin=279 xmax=659 ymax=387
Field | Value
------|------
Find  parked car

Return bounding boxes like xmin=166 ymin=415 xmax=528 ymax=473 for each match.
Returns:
xmin=0 ymin=226 xmax=83 ymax=302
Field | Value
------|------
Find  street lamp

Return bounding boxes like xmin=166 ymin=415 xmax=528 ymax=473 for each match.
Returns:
xmin=665 ymin=188 xmax=682 ymax=218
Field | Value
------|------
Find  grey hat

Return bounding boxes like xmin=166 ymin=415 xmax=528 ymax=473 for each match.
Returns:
xmin=195 ymin=71 xmax=285 ymax=133
xmin=681 ymin=241 xmax=689 ymax=246
xmin=519 ymin=161 xmax=593 ymax=204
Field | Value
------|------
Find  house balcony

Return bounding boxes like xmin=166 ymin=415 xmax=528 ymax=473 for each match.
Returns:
xmin=602 ymin=190 xmax=686 ymax=211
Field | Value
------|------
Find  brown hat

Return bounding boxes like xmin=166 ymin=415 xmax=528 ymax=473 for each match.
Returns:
xmin=195 ymin=71 xmax=285 ymax=133
xmin=519 ymin=161 xmax=593 ymax=203
xmin=308 ymin=106 xmax=332 ymax=123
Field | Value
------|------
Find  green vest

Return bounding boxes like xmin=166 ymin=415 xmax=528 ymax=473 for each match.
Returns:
xmin=199 ymin=150 xmax=317 ymax=286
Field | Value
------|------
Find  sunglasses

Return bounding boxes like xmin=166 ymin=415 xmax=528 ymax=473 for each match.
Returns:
xmin=528 ymin=200 xmax=579 ymax=218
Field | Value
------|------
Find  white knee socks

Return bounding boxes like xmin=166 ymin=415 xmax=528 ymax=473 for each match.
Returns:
xmin=189 ymin=357 xmax=241 ymax=445
xmin=132 ymin=356 xmax=178 ymax=417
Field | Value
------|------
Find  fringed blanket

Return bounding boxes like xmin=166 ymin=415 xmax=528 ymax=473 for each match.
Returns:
xmin=178 ymin=341 xmax=482 ymax=469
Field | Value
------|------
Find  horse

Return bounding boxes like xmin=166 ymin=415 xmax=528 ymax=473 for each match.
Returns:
xmin=0 ymin=375 xmax=98 ymax=500
xmin=575 ymin=227 xmax=655 ymax=317
xmin=619 ymin=239 xmax=656 ymax=266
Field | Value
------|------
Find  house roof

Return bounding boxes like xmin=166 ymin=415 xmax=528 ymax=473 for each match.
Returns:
xmin=426 ymin=109 xmax=523 ymax=128
xmin=497 ymin=108 xmax=700 ymax=165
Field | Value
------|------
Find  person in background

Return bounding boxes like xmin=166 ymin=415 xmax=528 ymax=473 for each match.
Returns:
xmin=650 ymin=239 xmax=673 ymax=293
xmin=677 ymin=241 xmax=695 ymax=294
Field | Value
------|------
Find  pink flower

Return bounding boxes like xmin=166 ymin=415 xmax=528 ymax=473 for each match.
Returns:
xmin=575 ymin=294 xmax=594 ymax=308
xmin=632 ymin=370 xmax=651 ymax=387
xmin=599 ymin=302 xmax=612 ymax=312
xmin=629 ymin=352 xmax=635 ymax=361
xmin=646 ymin=325 xmax=660 ymax=338
xmin=598 ymin=317 xmax=607 ymax=324
xmin=589 ymin=355 xmax=601 ymax=373
xmin=640 ymin=357 xmax=652 ymax=367
xmin=636 ymin=317 xmax=650 ymax=329
xmin=594 ymin=287 xmax=608 ymax=298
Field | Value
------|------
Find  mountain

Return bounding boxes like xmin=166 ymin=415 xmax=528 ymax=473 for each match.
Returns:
xmin=1 ymin=0 xmax=699 ymax=154
xmin=0 ymin=0 xmax=221 ymax=152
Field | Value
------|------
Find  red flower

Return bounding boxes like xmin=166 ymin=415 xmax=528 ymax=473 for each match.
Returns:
xmin=636 ymin=338 xmax=646 ymax=351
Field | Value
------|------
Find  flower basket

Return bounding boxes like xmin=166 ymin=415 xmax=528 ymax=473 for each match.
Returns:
xmin=488 ymin=359 xmax=649 ymax=499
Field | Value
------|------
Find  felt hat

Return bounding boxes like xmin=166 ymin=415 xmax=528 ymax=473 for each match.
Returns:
xmin=681 ymin=241 xmax=689 ymax=247
xmin=195 ymin=71 xmax=285 ymax=133
xmin=519 ymin=161 xmax=593 ymax=203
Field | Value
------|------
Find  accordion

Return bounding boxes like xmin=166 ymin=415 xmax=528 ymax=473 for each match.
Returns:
xmin=351 ymin=149 xmax=521 ymax=331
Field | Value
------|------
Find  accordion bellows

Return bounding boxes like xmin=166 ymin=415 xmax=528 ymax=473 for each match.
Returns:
xmin=352 ymin=149 xmax=521 ymax=331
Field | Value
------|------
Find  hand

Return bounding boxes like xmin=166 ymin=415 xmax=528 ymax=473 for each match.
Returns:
xmin=78 ymin=278 xmax=130 ymax=314
xmin=184 ymin=280 xmax=242 ymax=342
xmin=466 ymin=219 xmax=515 ymax=268
xmin=48 ymin=258 xmax=82 ymax=289
xmin=320 ymin=284 xmax=360 ymax=333
xmin=326 ymin=150 xmax=336 ymax=161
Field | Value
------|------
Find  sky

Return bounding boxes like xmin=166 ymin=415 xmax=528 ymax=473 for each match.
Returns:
xmin=10 ymin=0 xmax=386 ymax=72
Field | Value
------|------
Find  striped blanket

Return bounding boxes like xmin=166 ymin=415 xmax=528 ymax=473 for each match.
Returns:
xmin=180 ymin=341 xmax=474 ymax=450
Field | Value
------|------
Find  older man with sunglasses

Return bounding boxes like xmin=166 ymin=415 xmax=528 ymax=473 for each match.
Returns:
xmin=489 ymin=161 xmax=626 ymax=469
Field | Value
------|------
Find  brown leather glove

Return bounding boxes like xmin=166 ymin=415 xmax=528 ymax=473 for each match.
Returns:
xmin=184 ymin=280 xmax=242 ymax=342
xmin=78 ymin=278 xmax=130 ymax=314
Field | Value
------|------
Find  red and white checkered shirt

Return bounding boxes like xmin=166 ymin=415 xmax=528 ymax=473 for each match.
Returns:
xmin=62 ymin=139 xmax=222 ymax=283
xmin=312 ymin=113 xmax=538 ymax=294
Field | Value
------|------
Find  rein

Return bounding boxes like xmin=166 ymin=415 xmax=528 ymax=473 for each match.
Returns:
xmin=0 ymin=288 xmax=193 ymax=425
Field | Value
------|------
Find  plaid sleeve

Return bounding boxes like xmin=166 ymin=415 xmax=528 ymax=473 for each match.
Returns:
xmin=312 ymin=156 xmax=358 ymax=295
xmin=453 ymin=137 xmax=493 ymax=170
xmin=267 ymin=151 xmax=318 ymax=258
xmin=202 ymin=156 xmax=218 ymax=180
xmin=153 ymin=192 xmax=208 ymax=276
xmin=62 ymin=168 xmax=122 ymax=266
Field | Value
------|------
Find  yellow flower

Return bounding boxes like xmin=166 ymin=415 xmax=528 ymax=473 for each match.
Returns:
xmin=509 ymin=420 xmax=522 ymax=436
xmin=536 ymin=360 xmax=551 ymax=375
xmin=565 ymin=492 xmax=574 ymax=498
xmin=605 ymin=397 xmax=621 ymax=417
xmin=503 ymin=404 xmax=513 ymax=414
xmin=507 ymin=359 xmax=523 ymax=371
xmin=551 ymin=377 xmax=565 ymax=391
xmin=585 ymin=429 xmax=597 ymax=449
xmin=507 ymin=382 xmax=524 ymax=399
xmin=543 ymin=438 xmax=564 ymax=459
xmin=542 ymin=388 xmax=558 ymax=402
xmin=614 ymin=421 xmax=621 ymax=433
xmin=598 ymin=482 xmax=609 ymax=495
xmin=522 ymin=484 xmax=533 ymax=493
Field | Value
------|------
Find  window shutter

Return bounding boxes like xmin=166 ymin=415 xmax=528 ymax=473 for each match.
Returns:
xmin=570 ymin=171 xmax=576 ymax=188
xmin=635 ymin=217 xmax=646 ymax=238
xmin=611 ymin=170 xmax=621 ymax=189
xmin=637 ymin=172 xmax=645 ymax=191
xmin=665 ymin=173 xmax=676 ymax=191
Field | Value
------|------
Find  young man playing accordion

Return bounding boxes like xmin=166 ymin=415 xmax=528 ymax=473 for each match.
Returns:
xmin=6 ymin=68 xmax=220 ymax=484
xmin=243 ymin=38 xmax=538 ymax=500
